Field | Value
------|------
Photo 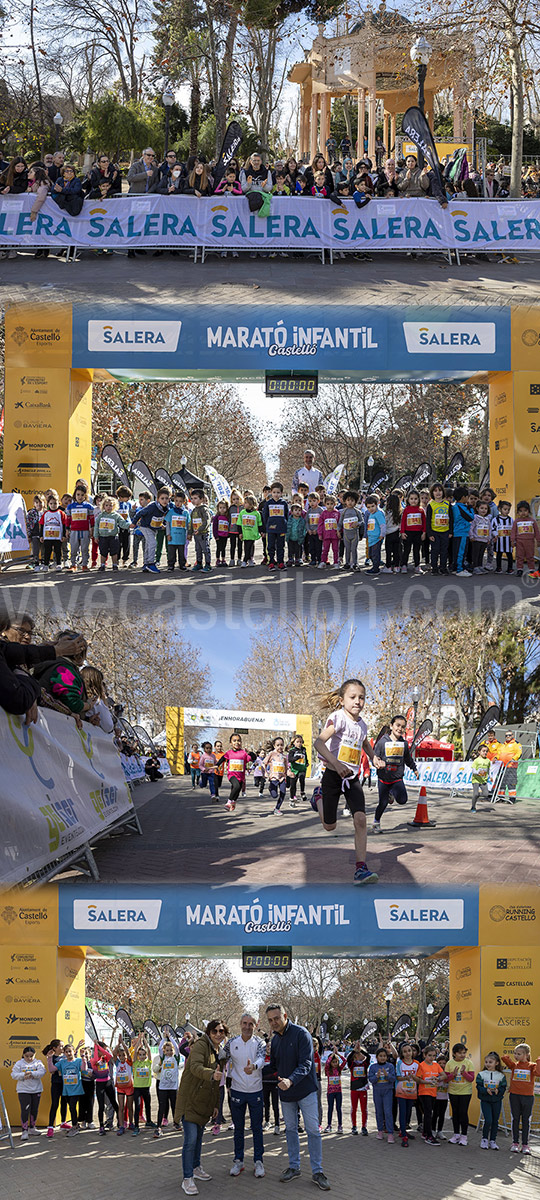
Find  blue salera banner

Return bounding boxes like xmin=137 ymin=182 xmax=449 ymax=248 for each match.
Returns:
xmin=1 ymin=194 xmax=540 ymax=252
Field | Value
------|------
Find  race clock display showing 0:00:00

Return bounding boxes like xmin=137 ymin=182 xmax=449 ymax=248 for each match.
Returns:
xmin=265 ymin=374 xmax=318 ymax=396
xmin=242 ymin=947 xmax=293 ymax=972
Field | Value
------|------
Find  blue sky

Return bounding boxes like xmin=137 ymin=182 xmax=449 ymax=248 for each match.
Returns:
xmin=179 ymin=612 xmax=377 ymax=707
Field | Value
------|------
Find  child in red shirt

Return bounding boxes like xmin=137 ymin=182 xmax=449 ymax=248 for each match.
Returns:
xmin=400 ymin=489 xmax=426 ymax=573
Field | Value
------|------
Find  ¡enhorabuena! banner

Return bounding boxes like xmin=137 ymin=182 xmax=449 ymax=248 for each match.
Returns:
xmin=1 ymin=195 xmax=540 ymax=251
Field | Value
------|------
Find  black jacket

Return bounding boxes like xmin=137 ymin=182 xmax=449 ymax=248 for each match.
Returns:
xmin=0 ymin=640 xmax=56 ymax=715
xmin=83 ymin=165 xmax=122 ymax=197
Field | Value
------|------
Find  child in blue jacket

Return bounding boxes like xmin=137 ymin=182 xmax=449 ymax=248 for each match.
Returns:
xmin=368 ymin=1049 xmax=396 ymax=1142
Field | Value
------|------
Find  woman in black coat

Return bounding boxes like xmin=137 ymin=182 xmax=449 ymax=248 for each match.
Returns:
xmin=1 ymin=156 xmax=29 ymax=194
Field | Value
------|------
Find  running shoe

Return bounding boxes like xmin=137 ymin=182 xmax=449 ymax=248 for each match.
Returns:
xmin=371 ymin=821 xmax=381 ymax=834
xmin=230 ymin=1160 xmax=244 ymax=1176
xmin=426 ymin=1137 xmax=439 ymax=1146
xmin=254 ymin=1162 xmax=265 ymax=1177
xmin=310 ymin=786 xmax=322 ymax=813
xmin=193 ymin=1168 xmax=212 ymax=1180
xmin=480 ymin=1138 xmax=489 ymax=1149
xmin=490 ymin=1141 xmax=499 ymax=1150
xmin=353 ymin=864 xmax=378 ymax=885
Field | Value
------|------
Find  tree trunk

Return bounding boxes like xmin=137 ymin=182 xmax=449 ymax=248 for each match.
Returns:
xmin=29 ymin=0 xmax=45 ymax=151
xmin=506 ymin=18 xmax=524 ymax=197
xmin=190 ymin=79 xmax=200 ymax=157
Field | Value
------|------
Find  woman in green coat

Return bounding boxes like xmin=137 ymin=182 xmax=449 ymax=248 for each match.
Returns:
xmin=175 ymin=1020 xmax=229 ymax=1195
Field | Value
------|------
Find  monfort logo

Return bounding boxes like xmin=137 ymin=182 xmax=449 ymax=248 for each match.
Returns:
xmin=489 ymin=905 xmax=536 ymax=923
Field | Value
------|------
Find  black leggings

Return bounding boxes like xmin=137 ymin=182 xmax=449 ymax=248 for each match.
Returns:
xmin=374 ymin=779 xmax=408 ymax=822
xmin=449 ymin=1093 xmax=470 ymax=1135
xmin=43 ymin=541 xmax=63 ymax=566
xmin=510 ymin=1093 xmax=534 ymax=1145
xmin=385 ymin=530 xmax=400 ymax=569
xmin=471 ymin=542 xmax=486 ymax=570
xmin=19 ymin=1093 xmax=40 ymax=1128
xmin=401 ymin=532 xmax=422 ymax=567
xmin=96 ymin=1080 xmax=119 ymax=1127
xmin=496 ymin=549 xmax=513 ymax=571
xmin=133 ymin=1086 xmax=151 ymax=1127
xmin=118 ymin=527 xmax=131 ymax=562
xmin=289 ymin=774 xmax=306 ymax=799
xmin=321 ymin=768 xmax=365 ymax=825
xmin=48 ymin=1078 xmax=68 ymax=1127
xmin=67 ymin=1096 xmax=80 ymax=1127
xmin=157 ymin=1086 xmax=176 ymax=1126
xmin=434 ymin=1097 xmax=447 ymax=1132
xmin=229 ymin=533 xmax=241 ymax=563
xmin=79 ymin=1078 xmax=95 ymax=1123
xmin=420 ymin=1095 xmax=434 ymax=1139
xmin=269 ymin=778 xmax=287 ymax=809
xmin=229 ymin=777 xmax=242 ymax=804
xmin=263 ymin=1082 xmax=279 ymax=1124
xmin=243 ymin=540 xmax=256 ymax=562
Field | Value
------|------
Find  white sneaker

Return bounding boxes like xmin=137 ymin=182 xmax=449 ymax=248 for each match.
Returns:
xmin=181 ymin=1181 xmax=199 ymax=1195
xmin=317 ymin=562 xmax=326 ymax=569
xmin=254 ymin=1161 xmax=265 ymax=1178
xmin=457 ymin=570 xmax=471 ymax=577
xmin=449 ymin=1133 xmax=461 ymax=1143
xmin=459 ymin=1134 xmax=468 ymax=1145
xmin=343 ymin=806 xmax=351 ymax=816
xmin=21 ymin=1129 xmax=29 ymax=1141
xmin=193 ymin=1167 xmax=212 ymax=1180
xmin=400 ymin=565 xmax=408 ymax=573
xmin=490 ymin=1141 xmax=499 ymax=1150
xmin=480 ymin=1138 xmax=489 ymax=1149
xmin=230 ymin=1160 xmax=245 ymax=1176
xmin=29 ymin=1126 xmax=41 ymax=1136
xmin=372 ymin=821 xmax=381 ymax=833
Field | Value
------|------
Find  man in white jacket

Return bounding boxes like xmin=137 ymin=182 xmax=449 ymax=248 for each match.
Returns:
xmin=223 ymin=1013 xmax=267 ymax=1179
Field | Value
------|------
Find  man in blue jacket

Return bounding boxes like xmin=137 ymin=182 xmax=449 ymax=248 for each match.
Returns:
xmin=267 ymin=1004 xmax=330 ymax=1191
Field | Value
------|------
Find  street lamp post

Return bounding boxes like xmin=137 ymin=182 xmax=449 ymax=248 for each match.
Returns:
xmin=469 ymin=92 xmax=480 ymax=173
xmin=412 ymin=685 xmax=420 ymax=740
xmin=162 ymin=86 xmax=174 ymax=156
xmin=53 ymin=112 xmax=63 ymax=151
xmin=410 ymin=36 xmax=432 ymax=168
xmin=384 ymin=988 xmax=394 ymax=1040
xmin=441 ymin=419 xmax=452 ymax=476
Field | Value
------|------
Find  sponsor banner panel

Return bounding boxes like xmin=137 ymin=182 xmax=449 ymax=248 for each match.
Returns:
xmin=2 ymin=196 xmax=540 ymax=253
xmin=57 ymin=884 xmax=479 ymax=948
xmin=0 ymin=708 xmax=134 ymax=886
xmin=72 ymin=303 xmax=511 ymax=374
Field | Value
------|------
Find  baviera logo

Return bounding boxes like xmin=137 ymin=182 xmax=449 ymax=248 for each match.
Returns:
xmin=455 ymin=966 xmax=471 ymax=979
xmin=88 ymin=320 xmax=182 ymax=353
xmin=73 ymin=899 xmax=162 ymax=929
xmin=403 ymin=321 xmax=496 ymax=354
xmin=489 ymin=904 xmax=536 ymax=923
xmin=185 ymin=897 xmax=351 ymax=933
xmin=374 ymin=899 xmax=464 ymax=929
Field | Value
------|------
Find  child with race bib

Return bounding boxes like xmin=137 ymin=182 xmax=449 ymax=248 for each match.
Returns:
xmin=216 ymin=734 xmax=253 ymax=812
xmin=51 ymin=1040 xmax=85 ymax=1136
xmin=476 ymin=1051 xmax=507 ymax=1150
xmin=324 ymin=1050 xmax=346 ymax=1134
xmin=264 ymin=736 xmax=289 ymax=815
xmin=113 ymin=1038 xmax=135 ymax=1133
xmin=446 ymin=1043 xmax=475 ymax=1145
xmin=347 ymin=1042 xmax=370 ymax=1135
xmin=313 ymin=679 xmax=384 ymax=885
xmin=395 ymin=1042 xmax=420 ymax=1147
xmin=153 ymin=1035 xmax=181 ymax=1136
xmin=502 ymin=1042 xmax=540 ymax=1154
xmin=372 ymin=715 xmax=419 ymax=834
xmin=415 ymin=1046 xmax=446 ymax=1146
xmin=368 ymin=1048 xmax=396 ymax=1142
xmin=11 ymin=1047 xmax=46 ymax=1140
xmin=131 ymin=1033 xmax=154 ymax=1135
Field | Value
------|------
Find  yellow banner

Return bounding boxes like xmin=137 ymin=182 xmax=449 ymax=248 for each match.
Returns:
xmin=511 ymin=307 xmax=540 ymax=372
xmin=488 ymin=372 xmax=515 ymax=509
xmin=166 ymin=706 xmax=185 ymax=774
xmin=0 ymin=943 xmax=58 ymax=1123
xmin=56 ymin=947 xmax=86 ymax=1054
xmin=480 ymin=944 xmax=540 ymax=1063
xmin=479 ymin=884 xmax=540 ymax=945
xmin=0 ymin=888 xmax=59 ymax=945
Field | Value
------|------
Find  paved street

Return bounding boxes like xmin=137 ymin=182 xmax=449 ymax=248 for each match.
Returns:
xmin=1 ymin=1110 xmax=538 ymax=1200
xmin=1 ymin=560 xmax=538 ymax=628
xmin=64 ymin=774 xmax=540 ymax=887
xmin=1 ymin=248 xmax=540 ymax=311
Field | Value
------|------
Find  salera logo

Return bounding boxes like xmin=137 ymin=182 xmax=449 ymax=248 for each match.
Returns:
xmin=403 ymin=322 xmax=496 ymax=354
xmin=374 ymin=899 xmax=464 ymax=929
xmin=88 ymin=321 xmax=181 ymax=353
xmin=73 ymin=899 xmax=162 ymax=929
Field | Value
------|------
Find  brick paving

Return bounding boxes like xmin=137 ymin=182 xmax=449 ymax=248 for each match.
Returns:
xmin=1 ymin=1109 xmax=539 ymax=1200
xmin=66 ymin=775 xmax=540 ymax=886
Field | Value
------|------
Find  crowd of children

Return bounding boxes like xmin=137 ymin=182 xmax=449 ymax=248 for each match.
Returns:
xmin=186 ymin=734 xmax=309 ymax=815
xmin=22 ymin=479 xmax=540 ymax=580
xmin=10 ymin=1034 xmax=539 ymax=1155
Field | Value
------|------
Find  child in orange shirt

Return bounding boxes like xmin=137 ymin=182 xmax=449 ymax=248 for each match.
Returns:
xmin=415 ymin=1046 xmax=446 ymax=1146
xmin=502 ymin=1043 xmax=540 ymax=1153
xmin=188 ymin=744 xmax=201 ymax=788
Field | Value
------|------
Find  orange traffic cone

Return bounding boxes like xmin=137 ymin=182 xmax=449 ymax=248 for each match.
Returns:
xmin=407 ymin=785 xmax=436 ymax=828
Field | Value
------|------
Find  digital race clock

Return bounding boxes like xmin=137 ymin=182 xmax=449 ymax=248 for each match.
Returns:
xmin=242 ymin=947 xmax=293 ymax=972
xmin=265 ymin=373 xmax=318 ymax=396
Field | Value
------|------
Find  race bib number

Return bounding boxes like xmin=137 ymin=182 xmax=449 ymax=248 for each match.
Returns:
xmin=44 ymin=527 xmax=60 ymax=539
xmin=151 ymin=517 xmax=163 ymax=529
xmin=218 ymin=519 xmax=229 ymax=534
xmin=337 ymin=734 xmax=361 ymax=766
xmin=384 ymin=741 xmax=404 ymax=760
xmin=514 ymin=1069 xmax=529 ymax=1082
xmin=243 ymin=515 xmax=256 ymax=528
xmin=498 ymin=529 xmax=508 ymax=540
xmin=401 ymin=1078 xmax=416 ymax=1094
xmin=116 ymin=1066 xmax=130 ymax=1082
xmin=171 ymin=516 xmax=184 ymax=529
xmin=100 ymin=517 xmax=115 ymax=532
xmin=325 ymin=518 xmax=337 ymax=531
xmin=432 ymin=512 xmax=448 ymax=530
xmin=137 ymin=1066 xmax=150 ymax=1081
xmin=343 ymin=515 xmax=357 ymax=529
xmin=229 ymin=758 xmax=245 ymax=774
xmin=65 ymin=1071 xmax=78 ymax=1087
xmin=71 ymin=508 xmax=88 ymax=522
xmin=273 ymin=761 xmax=285 ymax=777
xmin=329 ymin=1075 xmax=340 ymax=1086
xmin=475 ymin=521 xmax=489 ymax=538
xmin=367 ymin=516 xmax=375 ymax=532
xmin=269 ymin=505 xmax=283 ymax=517
xmin=407 ymin=513 xmax=422 ymax=528
xmin=192 ymin=517 xmax=202 ymax=533
xmin=308 ymin=513 xmax=319 ymax=527
xmin=517 ymin=521 xmax=534 ymax=535
xmin=352 ymin=1065 xmax=364 ymax=1079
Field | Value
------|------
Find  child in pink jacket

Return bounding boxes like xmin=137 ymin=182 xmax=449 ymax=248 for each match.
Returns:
xmin=317 ymin=499 xmax=340 ymax=567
